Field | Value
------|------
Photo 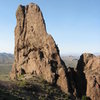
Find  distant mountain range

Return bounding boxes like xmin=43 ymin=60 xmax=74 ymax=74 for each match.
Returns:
xmin=94 ymin=52 xmax=100 ymax=56
xmin=0 ymin=53 xmax=14 ymax=64
xmin=0 ymin=52 xmax=99 ymax=67
xmin=62 ymin=55 xmax=79 ymax=68
xmin=0 ymin=52 xmax=79 ymax=68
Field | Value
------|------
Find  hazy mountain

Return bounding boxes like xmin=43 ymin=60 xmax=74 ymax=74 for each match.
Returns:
xmin=0 ymin=53 xmax=14 ymax=64
xmin=94 ymin=52 xmax=100 ymax=56
xmin=62 ymin=55 xmax=79 ymax=68
xmin=0 ymin=52 xmax=79 ymax=68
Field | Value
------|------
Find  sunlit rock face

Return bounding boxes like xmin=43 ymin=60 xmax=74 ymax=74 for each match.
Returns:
xmin=76 ymin=53 xmax=100 ymax=100
xmin=10 ymin=3 xmax=69 ymax=93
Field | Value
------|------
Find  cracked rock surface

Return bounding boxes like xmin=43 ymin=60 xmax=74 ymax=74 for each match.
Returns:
xmin=76 ymin=53 xmax=100 ymax=100
xmin=10 ymin=3 xmax=100 ymax=99
xmin=10 ymin=3 xmax=69 ymax=93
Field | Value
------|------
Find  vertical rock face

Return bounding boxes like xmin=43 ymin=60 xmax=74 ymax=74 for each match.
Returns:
xmin=10 ymin=3 xmax=69 ymax=93
xmin=76 ymin=53 xmax=100 ymax=100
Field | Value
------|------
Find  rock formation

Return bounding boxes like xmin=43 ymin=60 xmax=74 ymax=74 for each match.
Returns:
xmin=76 ymin=53 xmax=100 ymax=100
xmin=64 ymin=53 xmax=100 ymax=100
xmin=10 ymin=3 xmax=100 ymax=99
xmin=10 ymin=3 xmax=69 ymax=93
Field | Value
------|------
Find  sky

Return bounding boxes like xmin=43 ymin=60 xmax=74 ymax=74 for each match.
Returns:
xmin=0 ymin=0 xmax=100 ymax=55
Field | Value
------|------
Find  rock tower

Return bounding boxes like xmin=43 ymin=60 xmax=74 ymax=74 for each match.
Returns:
xmin=10 ymin=3 xmax=69 ymax=93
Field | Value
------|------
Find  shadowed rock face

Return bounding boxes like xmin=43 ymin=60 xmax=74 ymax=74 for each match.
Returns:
xmin=64 ymin=53 xmax=100 ymax=100
xmin=76 ymin=53 xmax=100 ymax=100
xmin=10 ymin=3 xmax=69 ymax=93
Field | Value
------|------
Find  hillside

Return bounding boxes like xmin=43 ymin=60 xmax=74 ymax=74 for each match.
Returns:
xmin=0 ymin=53 xmax=14 ymax=64
xmin=0 ymin=52 xmax=74 ymax=99
xmin=0 ymin=53 xmax=14 ymax=81
xmin=0 ymin=75 xmax=74 ymax=100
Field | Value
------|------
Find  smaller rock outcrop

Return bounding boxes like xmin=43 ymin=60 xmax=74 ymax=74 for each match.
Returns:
xmin=77 ymin=53 xmax=100 ymax=100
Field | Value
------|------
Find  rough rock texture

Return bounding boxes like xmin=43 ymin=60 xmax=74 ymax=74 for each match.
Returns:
xmin=77 ymin=53 xmax=100 ymax=100
xmin=66 ymin=53 xmax=100 ymax=99
xmin=10 ymin=3 xmax=69 ymax=93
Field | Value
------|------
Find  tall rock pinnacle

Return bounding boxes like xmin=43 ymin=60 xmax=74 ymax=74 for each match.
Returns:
xmin=10 ymin=3 xmax=69 ymax=93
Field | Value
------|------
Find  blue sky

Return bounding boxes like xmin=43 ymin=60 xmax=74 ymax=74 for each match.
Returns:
xmin=0 ymin=0 xmax=100 ymax=55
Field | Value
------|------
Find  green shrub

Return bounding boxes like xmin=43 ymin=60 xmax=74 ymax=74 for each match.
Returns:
xmin=17 ymin=80 xmax=27 ymax=87
xmin=82 ymin=95 xmax=87 ymax=100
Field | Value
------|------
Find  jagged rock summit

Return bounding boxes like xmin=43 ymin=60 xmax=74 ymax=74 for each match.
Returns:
xmin=10 ymin=3 xmax=69 ymax=93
